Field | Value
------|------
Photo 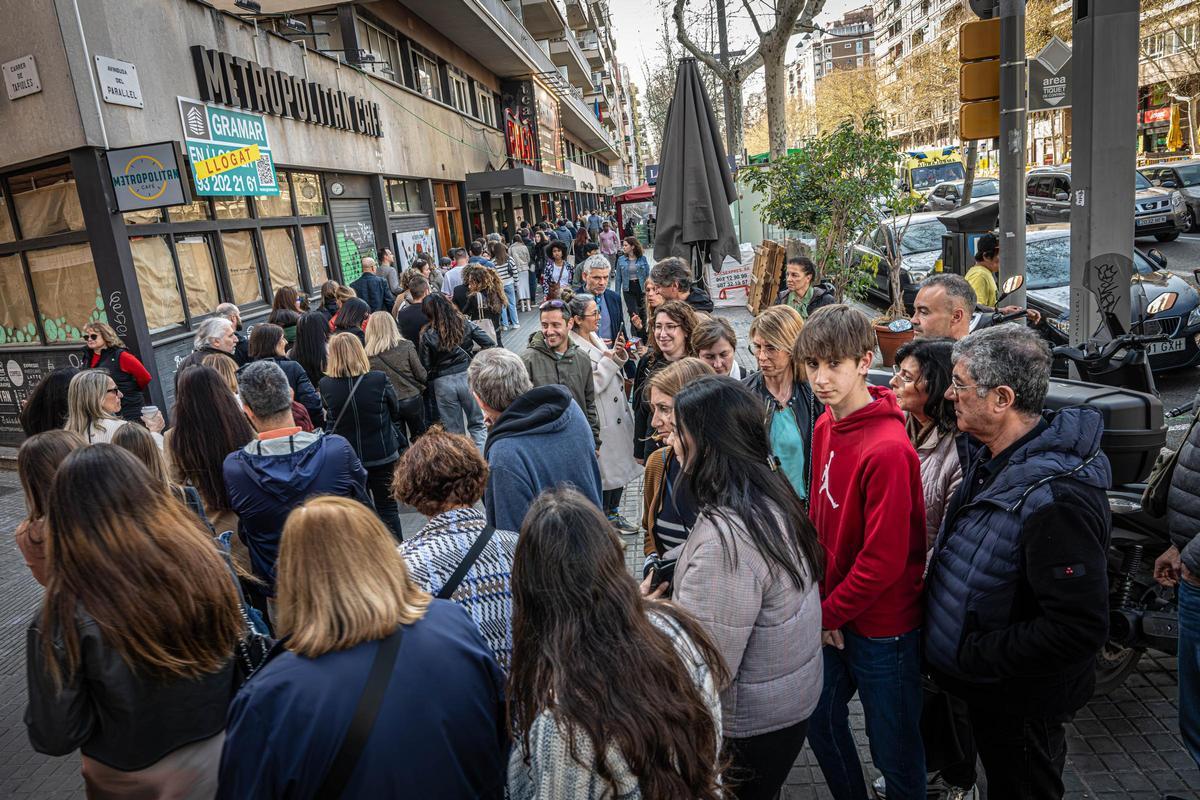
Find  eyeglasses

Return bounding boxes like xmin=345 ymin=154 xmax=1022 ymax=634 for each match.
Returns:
xmin=891 ymin=364 xmax=918 ymax=384
xmin=85 ymin=334 xmax=101 ymax=341
xmin=106 ymin=387 xmax=120 ymax=396
xmin=748 ymin=342 xmax=781 ymax=356
xmin=948 ymin=379 xmax=988 ymax=396
xmin=653 ymin=322 xmax=681 ymax=334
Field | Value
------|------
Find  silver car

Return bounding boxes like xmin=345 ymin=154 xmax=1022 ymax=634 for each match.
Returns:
xmin=1025 ymin=167 xmax=1188 ymax=242
xmin=922 ymin=178 xmax=999 ymax=212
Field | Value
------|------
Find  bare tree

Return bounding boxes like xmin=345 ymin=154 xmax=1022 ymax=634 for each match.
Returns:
xmin=673 ymin=0 xmax=826 ymax=159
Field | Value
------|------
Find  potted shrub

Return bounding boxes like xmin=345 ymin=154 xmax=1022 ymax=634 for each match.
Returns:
xmin=869 ymin=194 xmax=923 ymax=366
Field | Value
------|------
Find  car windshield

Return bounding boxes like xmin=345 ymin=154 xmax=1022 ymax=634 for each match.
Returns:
xmin=910 ymin=162 xmax=965 ymax=189
xmin=1175 ymin=165 xmax=1200 ymax=186
xmin=972 ymin=180 xmax=999 ymax=196
xmin=899 ymin=220 xmax=945 ymax=254
xmin=1025 ymin=235 xmax=1155 ymax=290
xmin=1135 ymin=172 xmax=1152 ymax=190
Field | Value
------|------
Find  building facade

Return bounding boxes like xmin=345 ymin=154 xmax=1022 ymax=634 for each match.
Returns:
xmin=0 ymin=0 xmax=634 ymax=443
xmin=788 ymin=4 xmax=875 ymax=105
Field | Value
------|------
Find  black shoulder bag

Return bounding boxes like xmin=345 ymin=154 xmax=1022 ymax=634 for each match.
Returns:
xmin=314 ymin=627 xmax=404 ymax=799
xmin=436 ymin=525 xmax=496 ymax=599
xmin=330 ymin=374 xmax=366 ymax=434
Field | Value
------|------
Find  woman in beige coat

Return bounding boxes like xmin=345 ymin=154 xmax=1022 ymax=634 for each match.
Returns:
xmin=567 ymin=291 xmax=643 ymax=530
xmin=663 ymin=376 xmax=824 ymax=800
xmin=889 ymin=337 xmax=963 ymax=553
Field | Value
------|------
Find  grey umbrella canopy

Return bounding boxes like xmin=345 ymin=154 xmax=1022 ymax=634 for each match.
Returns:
xmin=653 ymin=58 xmax=739 ymax=276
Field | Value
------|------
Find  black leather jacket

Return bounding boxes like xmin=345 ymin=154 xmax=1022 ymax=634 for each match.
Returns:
xmin=25 ymin=610 xmax=234 ymax=771
xmin=320 ymin=371 xmax=405 ymax=467
xmin=418 ymin=322 xmax=495 ymax=380
xmin=742 ymin=370 xmax=822 ymax=493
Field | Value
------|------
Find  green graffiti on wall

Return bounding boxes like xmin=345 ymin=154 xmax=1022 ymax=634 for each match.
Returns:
xmin=0 ymin=289 xmax=107 ymax=345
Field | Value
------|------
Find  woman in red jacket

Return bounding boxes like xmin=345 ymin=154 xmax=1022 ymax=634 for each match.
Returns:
xmin=82 ymin=322 xmax=152 ymax=422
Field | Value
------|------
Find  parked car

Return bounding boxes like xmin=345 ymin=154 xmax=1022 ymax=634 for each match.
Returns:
xmin=1022 ymin=225 xmax=1200 ymax=371
xmin=922 ymin=178 xmax=999 ymax=212
xmin=1025 ymin=166 xmax=1188 ymax=242
xmin=1139 ymin=159 xmax=1200 ymax=231
xmin=849 ymin=212 xmax=952 ymax=308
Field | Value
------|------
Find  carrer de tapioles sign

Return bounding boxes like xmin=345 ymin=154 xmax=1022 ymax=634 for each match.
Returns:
xmin=177 ymin=97 xmax=279 ymax=197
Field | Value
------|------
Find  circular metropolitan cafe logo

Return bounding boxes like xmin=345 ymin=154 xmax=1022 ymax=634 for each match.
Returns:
xmin=114 ymin=154 xmax=178 ymax=202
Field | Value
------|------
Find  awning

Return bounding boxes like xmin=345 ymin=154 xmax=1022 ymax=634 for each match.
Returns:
xmin=465 ymin=167 xmax=576 ymax=195
xmin=616 ymin=182 xmax=655 ymax=203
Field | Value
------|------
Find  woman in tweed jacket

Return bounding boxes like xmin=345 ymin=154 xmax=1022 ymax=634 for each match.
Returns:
xmin=507 ymin=488 xmax=727 ymax=800
xmin=669 ymin=377 xmax=824 ymax=800
xmin=394 ymin=429 xmax=518 ymax=672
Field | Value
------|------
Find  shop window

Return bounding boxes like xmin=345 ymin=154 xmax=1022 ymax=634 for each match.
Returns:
xmin=0 ymin=192 xmax=14 ymax=244
xmin=412 ymin=50 xmax=442 ymax=102
xmin=387 ymin=179 xmax=420 ymax=213
xmin=448 ymin=71 xmax=470 ymax=114
xmin=221 ymin=231 xmax=263 ymax=305
xmin=256 ymin=172 xmax=294 ymax=217
xmin=214 ymin=197 xmax=250 ymax=220
xmin=10 ymin=164 xmax=85 ymax=238
xmin=262 ymin=227 xmax=301 ymax=294
xmin=168 ymin=199 xmax=212 ymax=223
xmin=123 ymin=208 xmax=163 ymax=225
xmin=302 ymin=225 xmax=330 ymax=288
xmin=176 ymin=235 xmax=219 ymax=318
xmin=129 ymin=236 xmax=185 ymax=332
xmin=293 ymin=172 xmax=324 ymax=216
xmin=26 ymin=243 xmax=103 ymax=342
xmin=0 ymin=254 xmax=37 ymax=344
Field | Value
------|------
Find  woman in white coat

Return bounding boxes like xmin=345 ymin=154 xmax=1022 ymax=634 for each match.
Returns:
xmin=567 ymin=291 xmax=643 ymax=532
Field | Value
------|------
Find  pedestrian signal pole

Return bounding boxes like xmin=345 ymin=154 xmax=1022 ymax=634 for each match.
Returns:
xmin=1069 ymin=0 xmax=1139 ymax=346
xmin=998 ymin=0 xmax=1027 ymax=307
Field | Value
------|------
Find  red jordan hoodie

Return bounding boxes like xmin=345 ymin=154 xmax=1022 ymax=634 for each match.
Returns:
xmin=808 ymin=385 xmax=926 ymax=636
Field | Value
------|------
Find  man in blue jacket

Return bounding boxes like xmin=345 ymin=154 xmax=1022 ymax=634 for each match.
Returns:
xmin=579 ymin=255 xmax=626 ymax=346
xmin=224 ymin=361 xmax=370 ymax=596
xmin=467 ymin=348 xmax=602 ymax=531
xmin=349 ymin=256 xmax=396 ymax=312
xmin=925 ymin=325 xmax=1111 ymax=799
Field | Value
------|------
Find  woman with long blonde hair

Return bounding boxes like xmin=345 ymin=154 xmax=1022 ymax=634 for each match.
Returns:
xmin=26 ymin=444 xmax=241 ymax=797
xmin=217 ymin=497 xmax=508 ymax=797
xmin=65 ymin=369 xmax=163 ymax=447
xmin=320 ymin=332 xmax=406 ymax=541
xmin=364 ymin=311 xmax=427 ymax=440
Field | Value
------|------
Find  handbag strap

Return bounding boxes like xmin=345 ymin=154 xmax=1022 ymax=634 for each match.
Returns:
xmin=331 ymin=374 xmax=366 ymax=432
xmin=436 ymin=525 xmax=495 ymax=599
xmin=314 ymin=627 xmax=403 ymax=799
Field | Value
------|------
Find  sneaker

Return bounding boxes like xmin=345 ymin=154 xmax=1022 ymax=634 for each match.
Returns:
xmin=608 ymin=513 xmax=638 ymax=533
xmin=872 ymin=775 xmax=976 ymax=800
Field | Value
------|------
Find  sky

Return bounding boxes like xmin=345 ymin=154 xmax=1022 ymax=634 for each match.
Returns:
xmin=607 ymin=0 xmax=866 ymax=95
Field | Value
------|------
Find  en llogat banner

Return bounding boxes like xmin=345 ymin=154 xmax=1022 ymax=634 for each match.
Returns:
xmin=177 ymin=97 xmax=279 ymax=197
xmin=705 ymin=243 xmax=755 ymax=307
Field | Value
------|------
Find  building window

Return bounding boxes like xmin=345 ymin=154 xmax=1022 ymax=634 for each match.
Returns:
xmin=386 ymin=178 xmax=421 ymax=213
xmin=1143 ymin=32 xmax=1165 ymax=57
xmin=0 ymin=190 xmax=13 ymax=244
xmin=412 ymin=49 xmax=442 ymax=102
xmin=0 ymin=254 xmax=36 ymax=344
xmin=214 ymin=197 xmax=250 ymax=220
xmin=826 ymin=60 xmax=833 ymax=71
xmin=293 ymin=172 xmax=324 ymax=217
xmin=168 ymin=199 xmax=211 ymax=223
xmin=256 ymin=171 xmax=294 ymax=217
xmin=221 ymin=231 xmax=263 ymax=306
xmin=262 ymin=227 xmax=301 ymax=294
xmin=302 ymin=226 xmax=330 ymax=288
xmin=856 ymin=40 xmax=863 ymax=53
xmin=477 ymin=87 xmax=496 ymax=126
xmin=356 ymin=17 xmax=401 ymax=82
xmin=448 ymin=70 xmax=470 ymax=114
xmin=26 ymin=243 xmax=103 ymax=342
xmin=9 ymin=163 xmax=85 ymax=238
xmin=175 ymin=235 xmax=220 ymax=319
xmin=857 ymin=56 xmax=864 ymax=67
xmin=129 ymin=236 xmax=186 ymax=332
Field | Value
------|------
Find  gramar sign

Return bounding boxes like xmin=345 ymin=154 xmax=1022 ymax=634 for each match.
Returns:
xmin=191 ymin=46 xmax=382 ymax=138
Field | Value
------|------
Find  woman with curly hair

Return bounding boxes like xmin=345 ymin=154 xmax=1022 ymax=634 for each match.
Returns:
xmin=455 ymin=265 xmax=507 ymax=346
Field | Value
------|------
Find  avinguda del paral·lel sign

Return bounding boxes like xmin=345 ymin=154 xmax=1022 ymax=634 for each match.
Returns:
xmin=191 ymin=46 xmax=382 ymax=138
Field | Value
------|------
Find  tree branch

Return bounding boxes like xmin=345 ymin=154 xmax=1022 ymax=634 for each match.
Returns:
xmin=673 ymin=0 xmax=729 ymax=77
xmin=741 ymin=0 xmax=766 ymax=39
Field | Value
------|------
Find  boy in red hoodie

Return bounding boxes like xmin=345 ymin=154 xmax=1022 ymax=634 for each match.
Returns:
xmin=796 ymin=305 xmax=927 ymax=800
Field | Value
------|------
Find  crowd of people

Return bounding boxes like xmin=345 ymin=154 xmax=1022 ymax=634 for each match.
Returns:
xmin=10 ymin=221 xmax=1200 ymax=800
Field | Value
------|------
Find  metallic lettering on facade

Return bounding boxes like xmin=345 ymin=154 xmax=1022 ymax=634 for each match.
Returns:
xmin=190 ymin=46 xmax=383 ymax=138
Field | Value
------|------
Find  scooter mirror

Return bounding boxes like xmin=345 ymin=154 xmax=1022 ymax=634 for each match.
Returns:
xmin=887 ymin=318 xmax=914 ymax=333
xmin=999 ymin=275 xmax=1025 ymax=297
xmin=1147 ymin=248 xmax=1168 ymax=269
xmin=1147 ymin=292 xmax=1178 ymax=316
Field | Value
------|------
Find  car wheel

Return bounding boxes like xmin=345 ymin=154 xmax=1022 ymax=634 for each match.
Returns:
xmin=1187 ymin=209 xmax=1198 ymax=232
xmin=1156 ymin=231 xmax=1181 ymax=242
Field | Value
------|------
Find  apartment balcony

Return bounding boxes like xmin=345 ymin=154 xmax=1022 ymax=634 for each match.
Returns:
xmin=578 ymin=31 xmax=604 ymax=67
xmin=548 ymin=30 xmax=591 ymax=85
xmin=564 ymin=0 xmax=592 ymax=31
xmin=521 ymin=0 xmax=568 ymax=38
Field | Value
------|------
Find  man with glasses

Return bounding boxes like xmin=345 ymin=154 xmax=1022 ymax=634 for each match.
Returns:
xmin=925 ymin=324 xmax=1111 ymax=798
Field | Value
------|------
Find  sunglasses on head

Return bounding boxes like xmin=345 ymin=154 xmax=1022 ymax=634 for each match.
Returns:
xmin=539 ymin=300 xmax=567 ymax=310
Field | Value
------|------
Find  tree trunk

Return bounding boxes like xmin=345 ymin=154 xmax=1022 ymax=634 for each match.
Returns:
xmin=763 ymin=43 xmax=788 ymax=160
xmin=725 ymin=74 xmax=745 ymax=158
xmin=961 ymin=139 xmax=979 ymax=204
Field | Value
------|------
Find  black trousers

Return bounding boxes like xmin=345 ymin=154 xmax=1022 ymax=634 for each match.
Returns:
xmin=624 ymin=282 xmax=645 ymax=337
xmin=602 ymin=487 xmax=623 ymax=515
xmin=723 ymin=720 xmax=809 ymax=800
xmin=367 ymin=461 xmax=404 ymax=542
xmin=949 ymin=699 xmax=1070 ymax=799
xmin=397 ymin=394 xmax=427 ymax=441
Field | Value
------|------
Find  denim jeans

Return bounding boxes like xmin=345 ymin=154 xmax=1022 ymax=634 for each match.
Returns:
xmin=501 ymin=282 xmax=519 ymax=327
xmin=1181 ymin=579 xmax=1200 ymax=767
xmin=808 ymin=628 xmax=926 ymax=800
xmin=433 ymin=372 xmax=487 ymax=450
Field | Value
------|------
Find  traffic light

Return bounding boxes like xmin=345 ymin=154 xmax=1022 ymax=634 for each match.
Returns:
xmin=959 ymin=18 xmax=1000 ymax=140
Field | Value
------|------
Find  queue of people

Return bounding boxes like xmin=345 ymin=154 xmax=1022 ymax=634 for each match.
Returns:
xmin=12 ymin=232 xmax=1196 ymax=800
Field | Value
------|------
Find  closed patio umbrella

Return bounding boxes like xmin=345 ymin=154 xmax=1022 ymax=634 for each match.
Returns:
xmin=653 ymin=58 xmax=739 ymax=280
